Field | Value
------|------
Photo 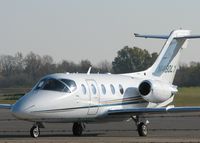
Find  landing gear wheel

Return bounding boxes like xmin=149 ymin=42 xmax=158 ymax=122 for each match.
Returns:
xmin=72 ymin=122 xmax=83 ymax=136
xmin=30 ymin=125 xmax=40 ymax=138
xmin=137 ymin=122 xmax=148 ymax=137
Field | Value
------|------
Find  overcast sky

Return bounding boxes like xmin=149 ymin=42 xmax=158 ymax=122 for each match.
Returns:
xmin=0 ymin=0 xmax=200 ymax=65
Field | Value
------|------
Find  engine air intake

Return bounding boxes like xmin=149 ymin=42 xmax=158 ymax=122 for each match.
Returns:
xmin=139 ymin=81 xmax=151 ymax=96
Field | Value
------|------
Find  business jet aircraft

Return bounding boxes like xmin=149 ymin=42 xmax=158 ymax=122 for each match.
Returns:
xmin=1 ymin=29 xmax=200 ymax=138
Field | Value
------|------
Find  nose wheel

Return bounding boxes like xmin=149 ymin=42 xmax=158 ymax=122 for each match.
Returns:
xmin=30 ymin=125 xmax=40 ymax=138
xmin=30 ymin=122 xmax=44 ymax=138
xmin=72 ymin=122 xmax=84 ymax=136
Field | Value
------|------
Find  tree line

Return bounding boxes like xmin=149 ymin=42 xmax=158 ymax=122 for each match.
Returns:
xmin=0 ymin=46 xmax=199 ymax=88
xmin=0 ymin=52 xmax=112 ymax=88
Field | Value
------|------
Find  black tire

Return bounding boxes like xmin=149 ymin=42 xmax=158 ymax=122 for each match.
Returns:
xmin=72 ymin=122 xmax=83 ymax=136
xmin=137 ymin=122 xmax=148 ymax=137
xmin=30 ymin=126 xmax=40 ymax=138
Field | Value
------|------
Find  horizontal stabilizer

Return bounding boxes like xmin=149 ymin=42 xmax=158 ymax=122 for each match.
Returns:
xmin=134 ymin=33 xmax=169 ymax=39
xmin=108 ymin=106 xmax=200 ymax=115
xmin=134 ymin=33 xmax=200 ymax=39
xmin=176 ymin=35 xmax=200 ymax=39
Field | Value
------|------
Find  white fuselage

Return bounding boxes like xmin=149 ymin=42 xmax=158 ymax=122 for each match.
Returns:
xmin=11 ymin=73 xmax=149 ymax=123
xmin=11 ymin=30 xmax=193 ymax=124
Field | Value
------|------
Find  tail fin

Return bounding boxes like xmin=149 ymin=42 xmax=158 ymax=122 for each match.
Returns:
xmin=135 ymin=30 xmax=200 ymax=84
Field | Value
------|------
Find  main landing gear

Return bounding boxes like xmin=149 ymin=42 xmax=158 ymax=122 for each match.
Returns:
xmin=72 ymin=122 xmax=85 ymax=136
xmin=132 ymin=116 xmax=149 ymax=137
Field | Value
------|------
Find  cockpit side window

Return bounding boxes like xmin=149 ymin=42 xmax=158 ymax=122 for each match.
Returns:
xmin=60 ymin=79 xmax=77 ymax=92
xmin=35 ymin=80 xmax=45 ymax=90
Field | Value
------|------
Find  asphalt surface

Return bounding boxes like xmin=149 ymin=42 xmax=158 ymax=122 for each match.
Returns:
xmin=0 ymin=109 xmax=200 ymax=142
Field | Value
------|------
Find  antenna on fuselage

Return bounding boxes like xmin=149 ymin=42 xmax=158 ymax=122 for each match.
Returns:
xmin=87 ymin=66 xmax=92 ymax=75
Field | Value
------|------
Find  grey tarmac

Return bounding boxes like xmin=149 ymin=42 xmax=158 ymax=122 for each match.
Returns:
xmin=0 ymin=109 xmax=200 ymax=143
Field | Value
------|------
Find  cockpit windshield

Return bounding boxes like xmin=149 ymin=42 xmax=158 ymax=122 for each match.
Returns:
xmin=35 ymin=78 xmax=77 ymax=93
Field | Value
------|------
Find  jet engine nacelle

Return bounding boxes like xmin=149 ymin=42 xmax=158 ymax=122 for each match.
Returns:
xmin=138 ymin=80 xmax=177 ymax=103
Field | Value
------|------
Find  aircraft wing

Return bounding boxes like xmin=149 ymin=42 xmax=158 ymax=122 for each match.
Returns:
xmin=0 ymin=104 xmax=13 ymax=109
xmin=108 ymin=106 xmax=200 ymax=116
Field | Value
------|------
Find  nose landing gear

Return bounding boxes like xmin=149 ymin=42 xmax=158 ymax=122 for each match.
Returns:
xmin=30 ymin=125 xmax=40 ymax=138
xmin=30 ymin=122 xmax=44 ymax=138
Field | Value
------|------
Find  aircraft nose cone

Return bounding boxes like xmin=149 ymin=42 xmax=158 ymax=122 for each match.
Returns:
xmin=11 ymin=101 xmax=35 ymax=119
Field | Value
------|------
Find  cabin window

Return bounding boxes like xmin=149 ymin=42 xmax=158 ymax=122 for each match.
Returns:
xmin=81 ymin=84 xmax=86 ymax=94
xmin=91 ymin=84 xmax=97 ymax=94
xmin=119 ymin=84 xmax=124 ymax=95
xmin=101 ymin=84 xmax=106 ymax=95
xmin=110 ymin=84 xmax=115 ymax=95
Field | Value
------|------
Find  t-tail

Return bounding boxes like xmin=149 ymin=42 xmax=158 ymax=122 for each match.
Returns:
xmin=134 ymin=29 xmax=200 ymax=84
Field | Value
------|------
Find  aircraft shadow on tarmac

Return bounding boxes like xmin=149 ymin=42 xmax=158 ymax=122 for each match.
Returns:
xmin=0 ymin=129 xmax=200 ymax=138
xmin=0 ymin=133 xmax=102 ymax=138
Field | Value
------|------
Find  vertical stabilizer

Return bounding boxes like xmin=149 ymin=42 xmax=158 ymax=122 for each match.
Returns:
xmin=124 ymin=29 xmax=200 ymax=84
xmin=146 ymin=30 xmax=190 ymax=83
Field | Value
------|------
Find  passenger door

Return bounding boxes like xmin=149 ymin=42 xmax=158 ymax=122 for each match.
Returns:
xmin=86 ymin=79 xmax=100 ymax=115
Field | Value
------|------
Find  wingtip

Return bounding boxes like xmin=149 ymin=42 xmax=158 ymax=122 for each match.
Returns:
xmin=134 ymin=33 xmax=139 ymax=37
